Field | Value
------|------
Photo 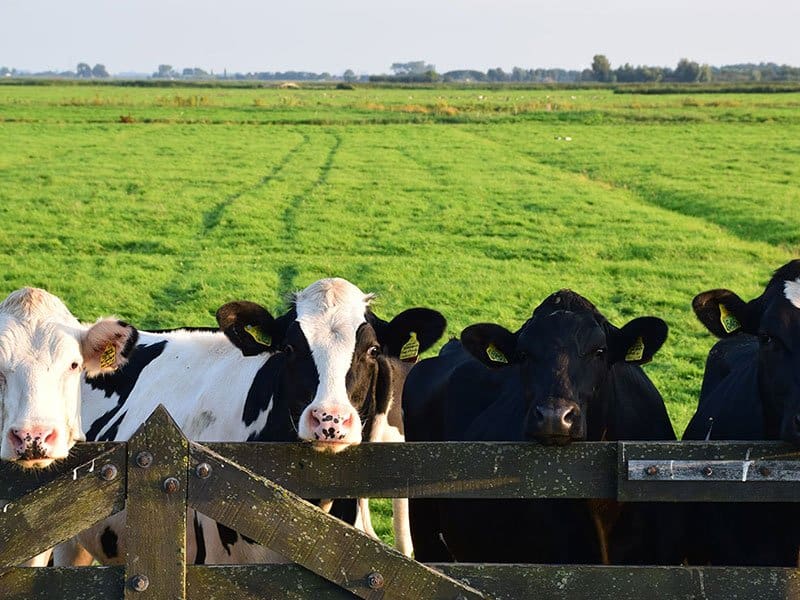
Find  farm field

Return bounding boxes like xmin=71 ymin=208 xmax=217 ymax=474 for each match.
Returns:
xmin=1 ymin=83 xmax=799 ymax=542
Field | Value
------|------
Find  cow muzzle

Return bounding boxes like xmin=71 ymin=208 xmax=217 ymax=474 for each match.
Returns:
xmin=528 ymin=401 xmax=583 ymax=445
xmin=299 ymin=403 xmax=362 ymax=452
xmin=6 ymin=426 xmax=61 ymax=468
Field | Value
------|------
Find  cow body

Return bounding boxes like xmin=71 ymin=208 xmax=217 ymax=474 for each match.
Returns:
xmin=404 ymin=290 xmax=679 ymax=564
xmin=683 ymin=260 xmax=800 ymax=565
xmin=74 ymin=278 xmax=444 ymax=564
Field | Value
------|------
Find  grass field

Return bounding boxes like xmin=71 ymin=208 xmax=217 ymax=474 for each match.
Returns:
xmin=1 ymin=84 xmax=798 ymax=542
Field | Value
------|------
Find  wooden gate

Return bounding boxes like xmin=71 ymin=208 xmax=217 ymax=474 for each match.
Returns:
xmin=2 ymin=405 xmax=800 ymax=599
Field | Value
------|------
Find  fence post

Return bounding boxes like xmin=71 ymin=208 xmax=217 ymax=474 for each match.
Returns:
xmin=124 ymin=405 xmax=188 ymax=600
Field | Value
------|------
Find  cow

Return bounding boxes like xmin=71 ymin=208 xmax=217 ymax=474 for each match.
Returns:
xmin=683 ymin=259 xmax=800 ymax=565
xmin=403 ymin=289 xmax=680 ymax=564
xmin=0 ymin=287 xmax=137 ymax=565
xmin=1 ymin=279 xmax=445 ymax=565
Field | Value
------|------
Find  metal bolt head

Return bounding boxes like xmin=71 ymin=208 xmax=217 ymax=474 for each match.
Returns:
xmin=135 ymin=451 xmax=153 ymax=468
xmin=130 ymin=574 xmax=149 ymax=592
xmin=759 ymin=465 xmax=772 ymax=477
xmin=702 ymin=466 xmax=714 ymax=477
xmin=645 ymin=465 xmax=659 ymax=476
xmin=195 ymin=462 xmax=212 ymax=479
xmin=100 ymin=463 xmax=118 ymax=481
xmin=163 ymin=477 xmax=180 ymax=494
xmin=367 ymin=571 xmax=384 ymax=590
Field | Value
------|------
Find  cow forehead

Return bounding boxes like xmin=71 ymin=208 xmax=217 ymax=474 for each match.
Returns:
xmin=294 ymin=278 xmax=372 ymax=346
xmin=0 ymin=316 xmax=82 ymax=369
xmin=521 ymin=311 xmax=604 ymax=348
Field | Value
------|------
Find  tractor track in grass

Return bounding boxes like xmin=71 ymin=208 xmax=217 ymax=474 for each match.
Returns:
xmin=277 ymin=130 xmax=343 ymax=297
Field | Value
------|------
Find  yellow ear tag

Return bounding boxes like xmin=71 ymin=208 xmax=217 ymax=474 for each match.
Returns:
xmin=99 ymin=343 xmax=116 ymax=369
xmin=244 ymin=324 xmax=272 ymax=347
xmin=399 ymin=332 xmax=420 ymax=363
xmin=486 ymin=343 xmax=508 ymax=364
xmin=625 ymin=337 xmax=645 ymax=362
xmin=719 ymin=304 xmax=741 ymax=334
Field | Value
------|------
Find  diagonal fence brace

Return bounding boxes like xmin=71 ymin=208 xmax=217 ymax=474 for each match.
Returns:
xmin=0 ymin=445 xmax=126 ymax=567
xmin=188 ymin=441 xmax=489 ymax=600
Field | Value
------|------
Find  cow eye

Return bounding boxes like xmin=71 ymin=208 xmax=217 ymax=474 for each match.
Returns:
xmin=758 ymin=333 xmax=777 ymax=348
xmin=70 ymin=361 xmax=81 ymax=371
xmin=516 ymin=350 xmax=528 ymax=361
xmin=283 ymin=344 xmax=295 ymax=354
xmin=594 ymin=348 xmax=606 ymax=358
xmin=367 ymin=345 xmax=380 ymax=358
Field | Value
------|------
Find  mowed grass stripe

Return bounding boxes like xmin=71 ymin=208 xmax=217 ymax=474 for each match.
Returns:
xmin=469 ymin=122 xmax=800 ymax=248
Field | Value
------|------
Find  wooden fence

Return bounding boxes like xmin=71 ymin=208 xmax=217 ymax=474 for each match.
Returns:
xmin=2 ymin=405 xmax=800 ymax=599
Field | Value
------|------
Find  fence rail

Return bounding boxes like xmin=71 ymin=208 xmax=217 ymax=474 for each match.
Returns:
xmin=2 ymin=406 xmax=800 ymax=599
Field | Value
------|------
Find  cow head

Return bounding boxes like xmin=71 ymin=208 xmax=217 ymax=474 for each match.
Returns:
xmin=0 ymin=288 xmax=137 ymax=468
xmin=217 ymin=278 xmax=446 ymax=451
xmin=461 ymin=290 xmax=667 ymax=445
xmin=693 ymin=260 xmax=800 ymax=444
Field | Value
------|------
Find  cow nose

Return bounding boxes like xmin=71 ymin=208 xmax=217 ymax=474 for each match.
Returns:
xmin=8 ymin=427 xmax=58 ymax=458
xmin=533 ymin=403 xmax=580 ymax=438
xmin=308 ymin=408 xmax=354 ymax=442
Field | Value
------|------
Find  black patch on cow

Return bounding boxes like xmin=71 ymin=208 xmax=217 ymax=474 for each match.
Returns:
xmin=216 ymin=523 xmax=239 ymax=555
xmin=242 ymin=352 xmax=287 ymax=427
xmin=193 ymin=512 xmax=206 ymax=565
xmin=85 ymin=341 xmax=167 ymax=441
xmin=100 ymin=526 xmax=118 ymax=559
xmin=99 ymin=410 xmax=127 ymax=442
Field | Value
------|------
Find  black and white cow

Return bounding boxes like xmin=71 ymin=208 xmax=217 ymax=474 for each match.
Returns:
xmin=403 ymin=289 xmax=680 ymax=564
xmin=0 ymin=287 xmax=137 ymax=566
xmin=73 ymin=277 xmax=444 ymax=564
xmin=683 ymin=260 xmax=800 ymax=565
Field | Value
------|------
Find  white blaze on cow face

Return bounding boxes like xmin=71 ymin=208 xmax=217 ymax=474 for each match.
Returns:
xmin=0 ymin=288 xmax=134 ymax=468
xmin=294 ymin=278 xmax=373 ymax=449
xmin=784 ymin=279 xmax=800 ymax=309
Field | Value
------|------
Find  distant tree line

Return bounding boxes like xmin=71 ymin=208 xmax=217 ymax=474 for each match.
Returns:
xmin=2 ymin=57 xmax=800 ymax=84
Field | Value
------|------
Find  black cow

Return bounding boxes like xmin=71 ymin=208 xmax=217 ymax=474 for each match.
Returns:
xmin=403 ymin=289 xmax=679 ymax=564
xmin=683 ymin=260 xmax=800 ymax=565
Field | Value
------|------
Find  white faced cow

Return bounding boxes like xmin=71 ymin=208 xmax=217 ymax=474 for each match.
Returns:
xmin=2 ymin=279 xmax=444 ymax=565
xmin=0 ymin=287 xmax=136 ymax=565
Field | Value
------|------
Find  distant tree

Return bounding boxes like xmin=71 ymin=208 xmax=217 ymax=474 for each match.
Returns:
xmin=674 ymin=58 xmax=701 ymax=82
xmin=699 ymin=64 xmax=713 ymax=82
xmin=76 ymin=62 xmax=92 ymax=78
xmin=155 ymin=64 xmax=176 ymax=78
xmin=591 ymin=54 xmax=611 ymax=82
xmin=390 ymin=61 xmax=435 ymax=76
xmin=343 ymin=69 xmax=356 ymax=82
xmin=486 ymin=67 xmax=508 ymax=82
xmin=0 ymin=66 xmax=10 ymax=77
xmin=91 ymin=64 xmax=109 ymax=78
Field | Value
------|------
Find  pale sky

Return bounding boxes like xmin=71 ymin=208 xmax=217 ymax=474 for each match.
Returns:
xmin=2 ymin=0 xmax=799 ymax=75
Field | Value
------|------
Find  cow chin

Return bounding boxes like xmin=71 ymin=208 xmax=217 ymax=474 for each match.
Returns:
xmin=12 ymin=456 xmax=58 ymax=470
xmin=309 ymin=439 xmax=358 ymax=454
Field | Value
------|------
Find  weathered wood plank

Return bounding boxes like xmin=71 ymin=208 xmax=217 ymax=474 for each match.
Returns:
xmin=0 ymin=443 xmax=123 ymax=500
xmin=0 ymin=445 xmax=126 ymax=567
xmin=187 ymin=442 xmax=488 ymax=600
xmin=203 ymin=441 xmax=618 ymax=499
xmin=619 ymin=441 xmax=800 ymax=502
xmin=124 ymin=405 xmax=188 ymax=599
xmin=0 ymin=566 xmax=124 ymax=600
xmin=185 ymin=564 xmax=800 ymax=600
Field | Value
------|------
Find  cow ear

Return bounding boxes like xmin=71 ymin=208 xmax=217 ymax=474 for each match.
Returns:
xmin=461 ymin=323 xmax=517 ymax=369
xmin=374 ymin=308 xmax=447 ymax=363
xmin=610 ymin=317 xmax=668 ymax=365
xmin=692 ymin=289 xmax=751 ymax=338
xmin=82 ymin=319 xmax=139 ymax=377
xmin=216 ymin=301 xmax=280 ymax=356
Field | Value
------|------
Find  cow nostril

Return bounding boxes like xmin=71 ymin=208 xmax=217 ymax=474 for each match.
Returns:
xmin=563 ymin=409 xmax=576 ymax=426
xmin=9 ymin=430 xmax=25 ymax=450
xmin=44 ymin=430 xmax=58 ymax=446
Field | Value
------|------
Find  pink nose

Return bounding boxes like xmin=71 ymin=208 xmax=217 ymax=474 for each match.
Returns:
xmin=307 ymin=409 xmax=353 ymax=441
xmin=8 ymin=427 xmax=58 ymax=459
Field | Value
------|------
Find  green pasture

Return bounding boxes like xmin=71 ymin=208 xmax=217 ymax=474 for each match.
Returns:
xmin=1 ymin=84 xmax=798 ymax=543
